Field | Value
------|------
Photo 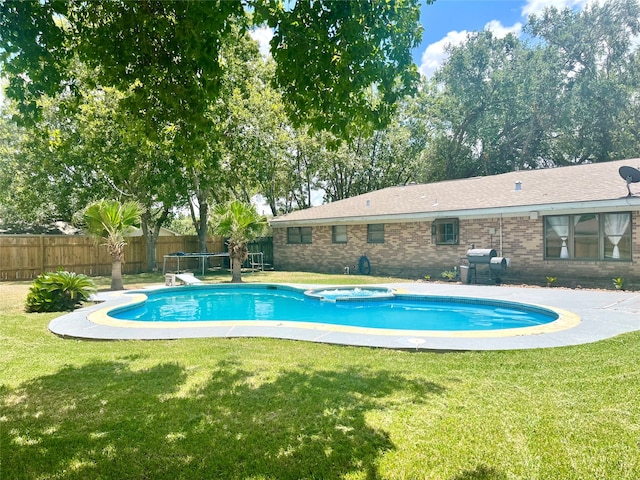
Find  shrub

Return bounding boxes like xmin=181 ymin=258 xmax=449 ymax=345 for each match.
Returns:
xmin=440 ymin=270 xmax=457 ymax=281
xmin=25 ymin=271 xmax=97 ymax=313
xmin=612 ymin=277 xmax=625 ymax=290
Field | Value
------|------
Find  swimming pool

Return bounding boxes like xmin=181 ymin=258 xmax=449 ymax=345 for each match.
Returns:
xmin=108 ymin=284 xmax=558 ymax=332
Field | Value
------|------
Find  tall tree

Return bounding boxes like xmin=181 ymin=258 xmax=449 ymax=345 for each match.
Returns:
xmin=1 ymin=0 xmax=430 ymax=233
xmin=219 ymin=58 xmax=294 ymax=215
xmin=282 ymin=131 xmax=330 ymax=213
xmin=74 ymin=88 xmax=187 ymax=271
xmin=425 ymin=31 xmax=556 ymax=180
xmin=423 ymin=0 xmax=640 ymax=181
xmin=76 ymin=199 xmax=142 ymax=291
xmin=183 ymin=24 xmax=265 ymax=253
xmin=0 ymin=96 xmax=111 ymax=226
xmin=526 ymin=0 xmax=640 ymax=164
xmin=1 ymin=83 xmax=187 ymax=271
xmin=319 ymin=94 xmax=431 ymax=201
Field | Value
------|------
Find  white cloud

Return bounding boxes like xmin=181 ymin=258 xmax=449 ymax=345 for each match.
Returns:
xmin=418 ymin=30 xmax=469 ymax=78
xmin=522 ymin=0 xmax=596 ymax=17
xmin=419 ymin=21 xmax=522 ymax=78
xmin=249 ymin=26 xmax=274 ymax=59
xmin=484 ymin=20 xmax=523 ymax=39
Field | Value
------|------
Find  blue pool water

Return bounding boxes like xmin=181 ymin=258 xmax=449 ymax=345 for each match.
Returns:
xmin=110 ymin=285 xmax=558 ymax=332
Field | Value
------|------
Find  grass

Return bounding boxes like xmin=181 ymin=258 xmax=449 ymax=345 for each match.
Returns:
xmin=1 ymin=273 xmax=639 ymax=479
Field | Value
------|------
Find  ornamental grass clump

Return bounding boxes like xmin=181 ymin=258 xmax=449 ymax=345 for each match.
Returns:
xmin=25 ymin=270 xmax=97 ymax=313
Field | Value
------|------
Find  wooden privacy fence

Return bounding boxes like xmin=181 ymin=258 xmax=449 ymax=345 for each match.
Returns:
xmin=0 ymin=235 xmax=225 ymax=281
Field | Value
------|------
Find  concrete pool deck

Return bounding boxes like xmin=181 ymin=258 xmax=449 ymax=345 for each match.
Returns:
xmin=47 ymin=282 xmax=640 ymax=351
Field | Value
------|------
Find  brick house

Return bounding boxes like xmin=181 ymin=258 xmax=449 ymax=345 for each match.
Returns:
xmin=269 ymin=159 xmax=640 ymax=286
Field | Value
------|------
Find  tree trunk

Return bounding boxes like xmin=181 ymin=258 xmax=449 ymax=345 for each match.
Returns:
xmin=145 ymin=233 xmax=158 ymax=272
xmin=189 ymin=189 xmax=210 ymax=253
xmin=111 ymin=257 xmax=124 ymax=290
xmin=141 ymin=216 xmax=158 ymax=272
xmin=187 ymin=162 xmax=213 ymax=254
xmin=230 ymin=254 xmax=243 ymax=283
xmin=197 ymin=199 xmax=209 ymax=253
xmin=141 ymin=209 xmax=169 ymax=272
xmin=229 ymin=241 xmax=247 ymax=283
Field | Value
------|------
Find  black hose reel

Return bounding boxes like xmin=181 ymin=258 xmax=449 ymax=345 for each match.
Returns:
xmin=358 ymin=255 xmax=371 ymax=275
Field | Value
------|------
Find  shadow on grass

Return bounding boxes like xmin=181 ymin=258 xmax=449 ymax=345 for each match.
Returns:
xmin=453 ymin=465 xmax=507 ymax=480
xmin=2 ymin=358 xmax=445 ymax=479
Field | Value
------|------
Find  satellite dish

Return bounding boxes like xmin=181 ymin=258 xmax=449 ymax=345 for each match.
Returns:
xmin=619 ymin=166 xmax=640 ymax=196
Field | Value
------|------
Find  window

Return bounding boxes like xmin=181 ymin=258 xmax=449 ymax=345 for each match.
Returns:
xmin=431 ymin=219 xmax=459 ymax=245
xmin=367 ymin=224 xmax=384 ymax=244
xmin=332 ymin=225 xmax=347 ymax=244
xmin=574 ymin=214 xmax=599 ymax=259
xmin=544 ymin=213 xmax=632 ymax=260
xmin=287 ymin=226 xmax=312 ymax=244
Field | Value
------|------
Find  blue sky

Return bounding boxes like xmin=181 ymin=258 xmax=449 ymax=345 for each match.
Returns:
xmin=248 ymin=0 xmax=597 ymax=79
xmin=414 ymin=0 xmax=596 ymax=77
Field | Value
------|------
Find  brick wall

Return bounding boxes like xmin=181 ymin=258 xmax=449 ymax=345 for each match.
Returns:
xmin=273 ymin=210 xmax=639 ymax=286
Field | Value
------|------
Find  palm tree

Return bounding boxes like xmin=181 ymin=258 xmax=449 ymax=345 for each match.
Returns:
xmin=210 ymin=200 xmax=268 ymax=283
xmin=78 ymin=199 xmax=142 ymax=290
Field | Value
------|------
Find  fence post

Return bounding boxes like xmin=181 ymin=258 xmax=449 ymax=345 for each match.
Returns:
xmin=40 ymin=234 xmax=45 ymax=274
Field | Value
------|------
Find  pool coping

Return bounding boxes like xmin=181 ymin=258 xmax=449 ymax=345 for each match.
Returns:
xmin=47 ymin=282 xmax=640 ymax=351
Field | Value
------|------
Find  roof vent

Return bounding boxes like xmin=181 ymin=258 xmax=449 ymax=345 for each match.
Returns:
xmin=365 ymin=199 xmax=371 ymax=207
xmin=515 ymin=181 xmax=522 ymax=192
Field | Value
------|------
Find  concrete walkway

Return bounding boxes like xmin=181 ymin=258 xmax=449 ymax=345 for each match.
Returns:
xmin=48 ymin=283 xmax=640 ymax=351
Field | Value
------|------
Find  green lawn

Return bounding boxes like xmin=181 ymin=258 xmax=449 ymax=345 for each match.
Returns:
xmin=2 ymin=273 xmax=639 ymax=479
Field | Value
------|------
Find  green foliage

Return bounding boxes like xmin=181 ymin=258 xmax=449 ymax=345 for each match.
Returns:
xmin=165 ymin=215 xmax=198 ymax=236
xmin=25 ymin=270 xmax=96 ymax=313
xmin=0 ymin=0 xmax=426 ymax=139
xmin=210 ymin=200 xmax=268 ymax=283
xmin=424 ymin=0 xmax=640 ymax=180
xmin=612 ymin=277 xmax=625 ymax=290
xmin=77 ymin=199 xmax=142 ymax=254
xmin=546 ymin=276 xmax=558 ymax=287
xmin=525 ymin=0 xmax=640 ymax=164
xmin=440 ymin=270 xmax=457 ymax=281
xmin=319 ymin=96 xmax=430 ymax=202
xmin=76 ymin=199 xmax=142 ymax=290
xmin=257 ymin=0 xmax=427 ymax=137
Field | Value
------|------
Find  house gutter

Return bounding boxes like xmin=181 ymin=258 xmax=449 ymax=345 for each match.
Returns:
xmin=269 ymin=197 xmax=640 ymax=228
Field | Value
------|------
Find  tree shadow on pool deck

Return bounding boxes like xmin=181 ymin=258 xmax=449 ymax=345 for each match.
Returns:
xmin=1 ymin=358 xmax=445 ymax=479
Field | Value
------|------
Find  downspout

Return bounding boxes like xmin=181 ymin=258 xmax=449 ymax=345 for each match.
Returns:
xmin=499 ymin=214 xmax=503 ymax=257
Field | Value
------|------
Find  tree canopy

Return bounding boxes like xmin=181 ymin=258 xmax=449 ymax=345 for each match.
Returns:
xmin=421 ymin=0 xmax=640 ymax=181
xmin=0 ymin=0 xmax=427 ymax=139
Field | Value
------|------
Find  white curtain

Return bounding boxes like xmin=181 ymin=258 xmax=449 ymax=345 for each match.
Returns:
xmin=604 ymin=213 xmax=630 ymax=259
xmin=547 ymin=216 xmax=569 ymax=258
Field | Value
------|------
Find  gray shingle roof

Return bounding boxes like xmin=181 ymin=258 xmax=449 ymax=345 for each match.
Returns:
xmin=271 ymin=158 xmax=640 ymax=225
